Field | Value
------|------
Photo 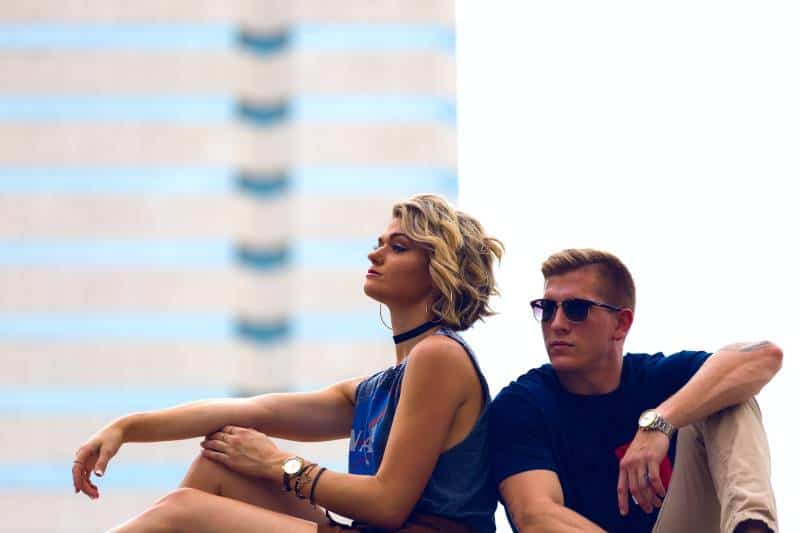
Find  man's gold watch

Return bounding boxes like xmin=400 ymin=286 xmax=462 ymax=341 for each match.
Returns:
xmin=282 ymin=456 xmax=304 ymax=492
xmin=638 ymin=409 xmax=676 ymax=438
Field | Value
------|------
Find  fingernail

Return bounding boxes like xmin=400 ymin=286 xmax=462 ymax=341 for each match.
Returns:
xmin=95 ymin=469 xmax=103 ymax=477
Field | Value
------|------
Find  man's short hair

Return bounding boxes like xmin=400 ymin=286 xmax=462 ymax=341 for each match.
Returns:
xmin=541 ymin=248 xmax=636 ymax=311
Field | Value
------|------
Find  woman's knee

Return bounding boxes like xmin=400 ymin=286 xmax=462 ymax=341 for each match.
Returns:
xmin=158 ymin=488 xmax=206 ymax=524
xmin=156 ymin=487 xmax=199 ymax=506
xmin=182 ymin=453 xmax=234 ymax=493
xmin=186 ymin=453 xmax=223 ymax=475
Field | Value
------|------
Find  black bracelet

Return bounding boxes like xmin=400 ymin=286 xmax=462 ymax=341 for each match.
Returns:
xmin=309 ymin=467 xmax=327 ymax=506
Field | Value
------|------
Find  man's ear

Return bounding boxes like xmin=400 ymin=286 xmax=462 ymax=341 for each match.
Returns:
xmin=613 ymin=308 xmax=634 ymax=341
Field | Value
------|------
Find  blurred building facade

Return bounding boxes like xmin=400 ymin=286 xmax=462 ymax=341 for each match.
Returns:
xmin=0 ymin=2 xmax=455 ymax=531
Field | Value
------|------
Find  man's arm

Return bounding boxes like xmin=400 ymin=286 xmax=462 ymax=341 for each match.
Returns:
xmin=657 ymin=340 xmax=782 ymax=428
xmin=500 ymin=470 xmax=605 ymax=533
xmin=617 ymin=340 xmax=782 ymax=515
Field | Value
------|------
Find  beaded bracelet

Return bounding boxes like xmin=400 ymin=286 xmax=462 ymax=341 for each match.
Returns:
xmin=309 ymin=467 xmax=327 ymax=506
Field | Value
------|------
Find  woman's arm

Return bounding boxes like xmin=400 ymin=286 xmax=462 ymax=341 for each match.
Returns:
xmin=120 ymin=377 xmax=362 ymax=444
xmin=72 ymin=377 xmax=362 ymax=496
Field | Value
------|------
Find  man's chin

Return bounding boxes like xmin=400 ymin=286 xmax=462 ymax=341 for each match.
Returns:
xmin=548 ymin=352 xmax=584 ymax=373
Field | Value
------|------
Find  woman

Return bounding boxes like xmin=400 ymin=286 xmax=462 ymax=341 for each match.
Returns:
xmin=72 ymin=194 xmax=504 ymax=532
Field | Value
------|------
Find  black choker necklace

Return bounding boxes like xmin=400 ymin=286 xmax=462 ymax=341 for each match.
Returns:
xmin=393 ymin=320 xmax=442 ymax=344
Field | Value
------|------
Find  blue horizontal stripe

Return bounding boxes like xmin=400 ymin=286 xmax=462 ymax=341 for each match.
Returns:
xmin=0 ymin=238 xmax=424 ymax=269
xmin=0 ymin=24 xmax=236 ymax=50
xmin=291 ymin=24 xmax=455 ymax=52
xmin=0 ymin=462 xmax=192 ymax=489
xmin=0 ymin=166 xmax=456 ymax=196
xmin=0 ymin=386 xmax=234 ymax=415
xmin=0 ymin=240 xmax=234 ymax=268
xmin=290 ymin=95 xmax=456 ymax=124
xmin=291 ymin=166 xmax=457 ymax=196
xmin=0 ymin=167 xmax=234 ymax=194
xmin=0 ymin=313 xmax=234 ymax=341
xmin=0 ymin=96 xmax=235 ymax=122
xmin=0 ymin=311 xmax=381 ymax=343
xmin=0 ymin=95 xmax=455 ymax=124
xmin=292 ymin=239 xmax=373 ymax=269
xmin=239 ymin=313 xmax=387 ymax=344
xmin=0 ymin=460 xmax=348 ymax=489
xmin=0 ymin=23 xmax=452 ymax=53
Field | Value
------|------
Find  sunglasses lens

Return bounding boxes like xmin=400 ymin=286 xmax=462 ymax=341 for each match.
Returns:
xmin=531 ymin=300 xmax=556 ymax=322
xmin=563 ymin=299 xmax=592 ymax=321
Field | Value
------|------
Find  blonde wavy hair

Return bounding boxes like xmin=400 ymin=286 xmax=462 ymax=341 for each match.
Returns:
xmin=392 ymin=194 xmax=504 ymax=331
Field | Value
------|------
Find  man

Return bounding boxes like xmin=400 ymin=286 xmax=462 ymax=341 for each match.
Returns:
xmin=490 ymin=249 xmax=780 ymax=532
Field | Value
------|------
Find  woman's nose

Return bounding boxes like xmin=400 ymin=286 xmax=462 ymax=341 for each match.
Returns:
xmin=367 ymin=247 xmax=382 ymax=264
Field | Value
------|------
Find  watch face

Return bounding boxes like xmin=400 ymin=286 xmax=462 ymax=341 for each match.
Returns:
xmin=639 ymin=410 xmax=657 ymax=427
xmin=284 ymin=457 xmax=303 ymax=475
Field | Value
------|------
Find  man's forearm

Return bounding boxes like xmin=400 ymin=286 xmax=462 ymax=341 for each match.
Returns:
xmin=513 ymin=503 xmax=605 ymax=533
xmin=658 ymin=341 xmax=782 ymax=428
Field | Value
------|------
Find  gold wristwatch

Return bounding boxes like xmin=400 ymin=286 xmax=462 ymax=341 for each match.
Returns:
xmin=282 ymin=456 xmax=304 ymax=492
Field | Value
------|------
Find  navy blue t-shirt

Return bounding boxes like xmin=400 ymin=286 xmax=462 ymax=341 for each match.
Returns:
xmin=490 ymin=351 xmax=711 ymax=532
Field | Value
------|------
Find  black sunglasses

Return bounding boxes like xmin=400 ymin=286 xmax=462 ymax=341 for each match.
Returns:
xmin=530 ymin=298 xmax=622 ymax=323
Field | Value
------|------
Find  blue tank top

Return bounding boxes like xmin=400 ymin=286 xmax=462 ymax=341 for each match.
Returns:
xmin=348 ymin=328 xmax=497 ymax=532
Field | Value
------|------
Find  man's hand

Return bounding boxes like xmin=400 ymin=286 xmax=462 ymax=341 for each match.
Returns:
xmin=201 ymin=425 xmax=290 ymax=481
xmin=617 ymin=429 xmax=670 ymax=516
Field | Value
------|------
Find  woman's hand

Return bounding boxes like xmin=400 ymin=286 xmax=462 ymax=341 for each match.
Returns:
xmin=72 ymin=424 xmax=124 ymax=499
xmin=201 ymin=425 xmax=290 ymax=482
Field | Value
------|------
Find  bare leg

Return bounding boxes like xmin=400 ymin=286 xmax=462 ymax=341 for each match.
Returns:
xmin=179 ymin=454 xmax=327 ymax=523
xmin=108 ymin=455 xmax=330 ymax=532
xmin=109 ymin=487 xmax=319 ymax=533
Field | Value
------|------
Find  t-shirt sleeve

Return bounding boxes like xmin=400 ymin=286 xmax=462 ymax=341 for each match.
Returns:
xmin=489 ymin=386 xmax=556 ymax=486
xmin=645 ymin=350 xmax=712 ymax=400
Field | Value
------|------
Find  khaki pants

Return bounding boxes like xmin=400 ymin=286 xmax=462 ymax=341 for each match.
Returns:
xmin=653 ymin=398 xmax=778 ymax=533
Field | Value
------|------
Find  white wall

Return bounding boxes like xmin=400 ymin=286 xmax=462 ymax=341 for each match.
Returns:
xmin=456 ymin=2 xmax=799 ymax=531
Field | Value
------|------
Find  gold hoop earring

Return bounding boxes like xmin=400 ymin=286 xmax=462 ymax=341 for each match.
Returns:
xmin=378 ymin=304 xmax=392 ymax=330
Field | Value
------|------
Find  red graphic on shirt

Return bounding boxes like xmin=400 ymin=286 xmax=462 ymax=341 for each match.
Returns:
xmin=614 ymin=442 xmax=673 ymax=489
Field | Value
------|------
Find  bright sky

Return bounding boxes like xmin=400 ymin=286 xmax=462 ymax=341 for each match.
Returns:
xmin=455 ymin=2 xmax=799 ymax=531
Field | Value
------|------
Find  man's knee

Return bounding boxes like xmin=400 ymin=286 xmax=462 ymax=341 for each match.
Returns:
xmin=700 ymin=399 xmax=777 ymax=533
xmin=703 ymin=397 xmax=762 ymax=429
